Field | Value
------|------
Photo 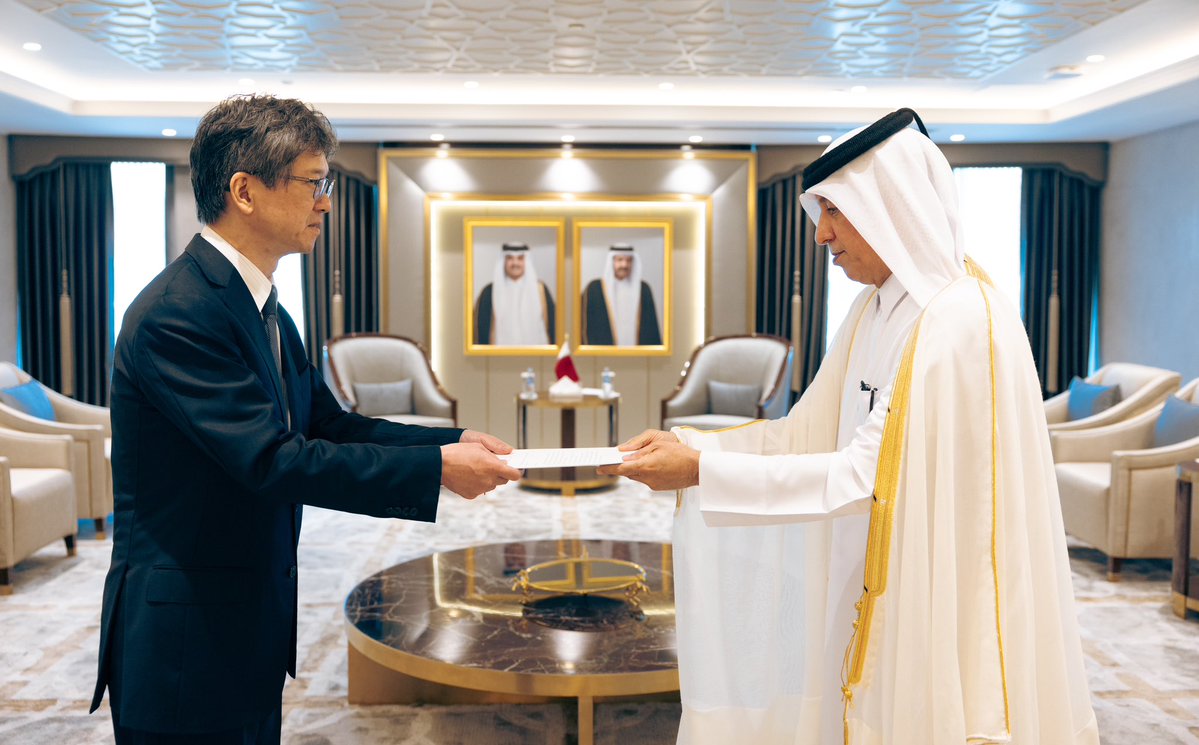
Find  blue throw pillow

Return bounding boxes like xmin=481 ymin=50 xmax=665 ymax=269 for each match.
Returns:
xmin=0 ymin=381 xmax=57 ymax=421
xmin=1066 ymin=376 xmax=1121 ymax=421
xmin=708 ymin=380 xmax=761 ymax=418
xmin=1153 ymin=396 xmax=1199 ymax=448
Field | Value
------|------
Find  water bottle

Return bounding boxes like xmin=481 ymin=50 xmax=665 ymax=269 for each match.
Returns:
xmin=520 ymin=367 xmax=537 ymax=400
xmin=601 ymin=367 xmax=615 ymax=398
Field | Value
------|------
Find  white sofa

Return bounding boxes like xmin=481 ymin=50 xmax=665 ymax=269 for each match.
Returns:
xmin=0 ymin=362 xmax=111 ymax=538
xmin=661 ymin=334 xmax=792 ymax=431
xmin=1044 ymin=362 xmax=1180 ymax=434
xmin=325 ymin=334 xmax=457 ymax=427
xmin=1052 ymin=378 xmax=1199 ymax=579
xmin=0 ymin=427 xmax=79 ymax=594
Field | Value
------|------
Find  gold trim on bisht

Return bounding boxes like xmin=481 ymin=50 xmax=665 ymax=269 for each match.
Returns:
xmin=840 ymin=274 xmax=1009 ymax=743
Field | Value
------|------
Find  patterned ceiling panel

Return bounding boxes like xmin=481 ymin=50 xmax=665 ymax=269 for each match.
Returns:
xmin=19 ymin=0 xmax=1150 ymax=79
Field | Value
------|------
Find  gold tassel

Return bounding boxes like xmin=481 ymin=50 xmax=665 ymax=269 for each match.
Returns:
xmin=791 ymin=268 xmax=803 ymax=393
xmin=58 ymin=268 xmax=74 ymax=398
xmin=1046 ymin=269 xmax=1060 ymax=393
xmin=331 ymin=268 xmax=345 ymax=338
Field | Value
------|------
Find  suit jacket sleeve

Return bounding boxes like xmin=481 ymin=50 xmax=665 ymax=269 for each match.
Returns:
xmin=133 ymin=290 xmax=450 ymax=520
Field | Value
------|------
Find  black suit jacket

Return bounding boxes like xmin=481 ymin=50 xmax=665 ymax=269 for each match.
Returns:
xmin=90 ymin=235 xmax=462 ymax=733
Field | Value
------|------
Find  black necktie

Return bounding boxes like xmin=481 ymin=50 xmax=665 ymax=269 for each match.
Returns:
xmin=262 ymin=286 xmax=289 ymax=427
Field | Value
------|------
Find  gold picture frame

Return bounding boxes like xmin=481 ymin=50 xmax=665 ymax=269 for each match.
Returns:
xmin=573 ymin=219 xmax=673 ymax=356
xmin=464 ymin=218 xmax=566 ymax=356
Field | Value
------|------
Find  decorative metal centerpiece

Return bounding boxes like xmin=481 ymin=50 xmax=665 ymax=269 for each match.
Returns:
xmin=512 ymin=549 xmax=648 ymax=607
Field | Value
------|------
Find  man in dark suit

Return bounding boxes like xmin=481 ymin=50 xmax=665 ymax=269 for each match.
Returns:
xmin=90 ymin=94 xmax=521 ymax=743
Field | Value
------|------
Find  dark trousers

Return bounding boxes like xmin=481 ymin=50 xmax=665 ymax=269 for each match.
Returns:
xmin=112 ymin=705 xmax=281 ymax=745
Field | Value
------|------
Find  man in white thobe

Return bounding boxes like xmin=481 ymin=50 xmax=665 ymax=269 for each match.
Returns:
xmin=601 ymin=109 xmax=1098 ymax=745
xmin=474 ymin=242 xmax=554 ymax=346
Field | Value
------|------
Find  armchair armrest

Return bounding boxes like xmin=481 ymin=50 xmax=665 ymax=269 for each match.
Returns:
xmin=0 ymin=428 xmax=74 ymax=470
xmin=1044 ymin=390 xmax=1070 ymax=425
xmin=0 ymin=404 xmax=105 ymax=441
xmin=1113 ymin=438 xmax=1199 ymax=472
xmin=43 ymin=388 xmax=110 ymax=433
xmin=1050 ymin=410 xmax=1158 ymax=462
xmin=661 ymin=363 xmax=707 ymax=424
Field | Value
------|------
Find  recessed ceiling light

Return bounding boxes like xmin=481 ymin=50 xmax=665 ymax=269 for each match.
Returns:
xmin=949 ymin=133 xmax=966 ymax=142
xmin=560 ymin=135 xmax=575 ymax=143
xmin=238 ymin=78 xmax=254 ymax=87
xmin=817 ymin=135 xmax=833 ymax=144
xmin=1086 ymin=54 xmax=1106 ymax=63
xmin=430 ymin=133 xmax=445 ymax=141
xmin=161 ymin=128 xmax=177 ymax=137
xmin=464 ymin=80 xmax=479 ymax=89
xmin=658 ymin=82 xmax=675 ymax=91
xmin=688 ymin=135 xmax=703 ymax=143
xmin=850 ymin=85 xmax=868 ymax=94
xmin=22 ymin=42 xmax=42 ymax=52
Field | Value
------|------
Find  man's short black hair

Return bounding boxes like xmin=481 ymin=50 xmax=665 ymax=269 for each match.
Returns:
xmin=190 ymin=94 xmax=338 ymax=224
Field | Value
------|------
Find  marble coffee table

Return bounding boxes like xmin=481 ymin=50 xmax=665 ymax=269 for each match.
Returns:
xmin=344 ymin=539 xmax=679 ymax=745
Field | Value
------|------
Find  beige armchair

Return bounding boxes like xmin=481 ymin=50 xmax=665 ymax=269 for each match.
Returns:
xmin=326 ymin=334 xmax=457 ymax=427
xmin=1045 ymin=362 xmax=1180 ymax=433
xmin=0 ymin=362 xmax=111 ymax=538
xmin=0 ymin=427 xmax=79 ymax=594
xmin=1052 ymin=378 xmax=1199 ymax=579
xmin=661 ymin=334 xmax=792 ymax=431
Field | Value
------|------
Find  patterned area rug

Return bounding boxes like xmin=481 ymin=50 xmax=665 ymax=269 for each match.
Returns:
xmin=2 ymin=480 xmax=1198 ymax=744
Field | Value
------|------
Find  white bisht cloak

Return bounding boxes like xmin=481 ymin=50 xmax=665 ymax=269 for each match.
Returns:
xmin=672 ymin=276 xmax=1098 ymax=744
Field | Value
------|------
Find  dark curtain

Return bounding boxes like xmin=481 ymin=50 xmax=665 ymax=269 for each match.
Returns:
xmin=16 ymin=162 xmax=114 ymax=405
xmin=756 ymin=171 xmax=826 ymax=394
xmin=302 ymin=166 xmax=380 ymax=367
xmin=1021 ymin=166 xmax=1102 ymax=396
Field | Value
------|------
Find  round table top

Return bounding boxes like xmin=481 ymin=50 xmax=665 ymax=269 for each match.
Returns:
xmin=343 ymin=539 xmax=678 ymax=697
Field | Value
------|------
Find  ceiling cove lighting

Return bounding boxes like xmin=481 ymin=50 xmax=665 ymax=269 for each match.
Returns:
xmin=949 ymin=134 xmax=966 ymax=142
xmin=22 ymin=42 xmax=42 ymax=52
xmin=688 ymin=135 xmax=703 ymax=143
xmin=161 ymin=128 xmax=177 ymax=137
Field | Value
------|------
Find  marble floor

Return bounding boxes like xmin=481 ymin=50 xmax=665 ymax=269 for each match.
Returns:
xmin=2 ymin=480 xmax=1198 ymax=744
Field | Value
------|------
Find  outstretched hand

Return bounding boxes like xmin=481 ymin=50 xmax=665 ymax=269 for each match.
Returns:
xmin=440 ymin=442 xmax=521 ymax=500
xmin=616 ymin=428 xmax=679 ymax=451
xmin=460 ymin=429 xmax=514 ymax=455
xmin=597 ymin=436 xmax=700 ymax=492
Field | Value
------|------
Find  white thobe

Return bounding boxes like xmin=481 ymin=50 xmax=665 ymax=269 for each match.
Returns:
xmin=678 ymin=275 xmax=920 ymax=744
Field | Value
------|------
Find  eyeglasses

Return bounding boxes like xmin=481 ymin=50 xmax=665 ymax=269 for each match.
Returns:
xmin=283 ymin=175 xmax=336 ymax=201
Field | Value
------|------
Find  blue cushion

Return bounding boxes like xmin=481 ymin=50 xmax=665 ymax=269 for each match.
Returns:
xmin=1066 ymin=377 xmax=1121 ymax=422
xmin=1153 ymin=396 xmax=1199 ymax=448
xmin=708 ymin=380 xmax=761 ymax=418
xmin=0 ymin=381 xmax=57 ymax=421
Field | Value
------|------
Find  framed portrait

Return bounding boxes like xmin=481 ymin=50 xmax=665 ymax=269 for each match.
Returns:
xmin=573 ymin=220 xmax=672 ymax=356
xmin=465 ymin=218 xmax=565 ymax=356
